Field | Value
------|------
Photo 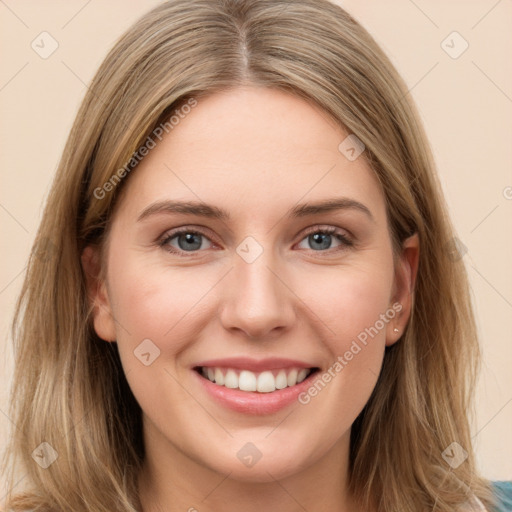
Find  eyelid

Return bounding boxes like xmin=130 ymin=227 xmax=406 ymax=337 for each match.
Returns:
xmin=159 ymin=225 xmax=217 ymax=242
xmin=300 ymin=224 xmax=352 ymax=239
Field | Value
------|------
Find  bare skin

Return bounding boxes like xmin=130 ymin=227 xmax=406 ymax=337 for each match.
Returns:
xmin=82 ymin=86 xmax=419 ymax=512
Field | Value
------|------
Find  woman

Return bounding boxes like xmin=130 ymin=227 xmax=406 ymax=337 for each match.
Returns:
xmin=2 ymin=0 xmax=511 ymax=511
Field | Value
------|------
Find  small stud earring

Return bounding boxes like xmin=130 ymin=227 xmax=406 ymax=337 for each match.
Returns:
xmin=393 ymin=328 xmax=399 ymax=333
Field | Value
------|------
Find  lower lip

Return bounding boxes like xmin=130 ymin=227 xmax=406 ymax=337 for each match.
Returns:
xmin=192 ymin=369 xmax=318 ymax=415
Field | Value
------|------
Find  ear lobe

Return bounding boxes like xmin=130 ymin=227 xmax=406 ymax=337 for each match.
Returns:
xmin=386 ymin=233 xmax=420 ymax=346
xmin=81 ymin=245 xmax=117 ymax=342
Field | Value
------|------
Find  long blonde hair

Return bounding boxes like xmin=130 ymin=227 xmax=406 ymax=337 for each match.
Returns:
xmin=2 ymin=0 xmax=497 ymax=510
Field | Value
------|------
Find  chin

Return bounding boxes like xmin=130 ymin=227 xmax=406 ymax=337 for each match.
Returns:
xmin=195 ymin=439 xmax=312 ymax=483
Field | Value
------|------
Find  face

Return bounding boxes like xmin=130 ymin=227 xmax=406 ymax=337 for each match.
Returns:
xmin=83 ymin=86 xmax=418 ymax=484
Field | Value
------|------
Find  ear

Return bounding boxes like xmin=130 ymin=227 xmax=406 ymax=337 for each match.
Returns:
xmin=81 ymin=245 xmax=117 ymax=342
xmin=385 ymin=233 xmax=420 ymax=346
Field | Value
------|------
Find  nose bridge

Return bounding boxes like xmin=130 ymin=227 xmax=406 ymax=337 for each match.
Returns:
xmin=219 ymin=235 xmax=295 ymax=338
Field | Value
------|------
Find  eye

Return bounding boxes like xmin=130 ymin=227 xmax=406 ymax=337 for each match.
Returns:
xmin=296 ymin=226 xmax=353 ymax=253
xmin=158 ymin=225 xmax=353 ymax=257
xmin=159 ymin=228 xmax=214 ymax=256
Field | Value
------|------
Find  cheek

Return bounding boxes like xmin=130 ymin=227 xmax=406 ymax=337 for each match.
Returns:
xmin=296 ymin=259 xmax=395 ymax=351
xmin=105 ymin=259 xmax=217 ymax=414
xmin=107 ymin=255 xmax=219 ymax=354
xmin=292 ymin=258 xmax=395 ymax=412
xmin=292 ymin=266 xmax=395 ymax=432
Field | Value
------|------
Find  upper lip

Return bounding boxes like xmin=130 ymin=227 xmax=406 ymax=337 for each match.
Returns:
xmin=193 ymin=357 xmax=319 ymax=372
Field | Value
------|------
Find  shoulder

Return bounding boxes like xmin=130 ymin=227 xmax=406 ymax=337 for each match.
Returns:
xmin=491 ymin=481 xmax=512 ymax=511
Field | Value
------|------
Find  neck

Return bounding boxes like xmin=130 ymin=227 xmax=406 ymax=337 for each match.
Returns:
xmin=138 ymin=417 xmax=363 ymax=512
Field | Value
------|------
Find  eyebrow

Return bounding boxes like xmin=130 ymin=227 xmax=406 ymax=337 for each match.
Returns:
xmin=137 ymin=197 xmax=375 ymax=223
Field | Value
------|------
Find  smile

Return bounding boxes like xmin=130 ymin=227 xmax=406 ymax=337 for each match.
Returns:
xmin=191 ymin=357 xmax=322 ymax=414
xmin=195 ymin=366 xmax=318 ymax=393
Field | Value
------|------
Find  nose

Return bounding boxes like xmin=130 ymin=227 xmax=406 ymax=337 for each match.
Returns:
xmin=219 ymin=244 xmax=296 ymax=340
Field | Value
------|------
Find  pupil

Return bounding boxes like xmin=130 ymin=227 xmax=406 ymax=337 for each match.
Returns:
xmin=179 ymin=233 xmax=201 ymax=251
xmin=311 ymin=233 xmax=331 ymax=250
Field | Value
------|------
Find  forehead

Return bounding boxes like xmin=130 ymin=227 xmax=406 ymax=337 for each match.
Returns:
xmin=115 ymin=86 xmax=387 ymax=224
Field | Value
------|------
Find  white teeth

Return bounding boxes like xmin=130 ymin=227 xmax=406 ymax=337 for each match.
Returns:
xmin=297 ymin=368 xmax=309 ymax=383
xmin=239 ymin=370 xmax=256 ymax=391
xmin=287 ymin=369 xmax=298 ymax=387
xmin=275 ymin=370 xmax=288 ymax=389
xmin=214 ymin=367 xmax=224 ymax=386
xmin=257 ymin=371 xmax=275 ymax=393
xmin=224 ymin=369 xmax=238 ymax=389
xmin=199 ymin=366 xmax=314 ymax=392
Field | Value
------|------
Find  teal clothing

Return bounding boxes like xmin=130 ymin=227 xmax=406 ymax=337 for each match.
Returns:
xmin=492 ymin=481 xmax=512 ymax=511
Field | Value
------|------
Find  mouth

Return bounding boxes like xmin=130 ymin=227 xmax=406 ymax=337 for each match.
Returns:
xmin=193 ymin=365 xmax=321 ymax=393
xmin=191 ymin=357 xmax=322 ymax=414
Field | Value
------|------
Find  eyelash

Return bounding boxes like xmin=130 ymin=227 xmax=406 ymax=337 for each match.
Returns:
xmin=157 ymin=225 xmax=354 ymax=258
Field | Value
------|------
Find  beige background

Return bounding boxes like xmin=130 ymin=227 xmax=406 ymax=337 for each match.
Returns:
xmin=1 ymin=0 xmax=511 ymax=493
